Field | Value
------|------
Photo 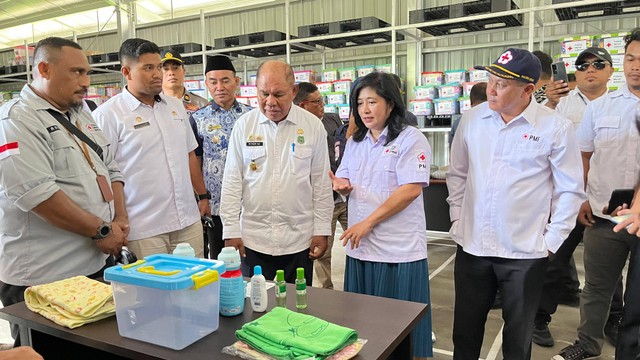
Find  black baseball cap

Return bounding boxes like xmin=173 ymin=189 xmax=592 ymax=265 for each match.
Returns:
xmin=576 ymin=47 xmax=613 ymax=65
xmin=474 ymin=48 xmax=541 ymax=84
xmin=160 ymin=49 xmax=184 ymax=65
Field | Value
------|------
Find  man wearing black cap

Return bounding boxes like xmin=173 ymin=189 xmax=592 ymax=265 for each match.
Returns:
xmin=446 ymin=48 xmax=585 ymax=360
xmin=554 ymin=29 xmax=640 ymax=360
xmin=532 ymin=46 xmax=617 ymax=348
xmin=189 ymin=55 xmax=252 ymax=259
xmin=161 ymin=49 xmax=208 ymax=116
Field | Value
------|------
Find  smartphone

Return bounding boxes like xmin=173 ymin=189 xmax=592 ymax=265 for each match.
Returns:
xmin=551 ymin=61 xmax=569 ymax=84
xmin=611 ymin=214 xmax=632 ymax=225
xmin=607 ymin=189 xmax=635 ymax=215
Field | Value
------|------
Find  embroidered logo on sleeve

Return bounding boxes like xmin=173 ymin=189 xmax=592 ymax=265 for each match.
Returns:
xmin=417 ymin=152 xmax=428 ymax=169
xmin=0 ymin=142 xmax=19 ymax=160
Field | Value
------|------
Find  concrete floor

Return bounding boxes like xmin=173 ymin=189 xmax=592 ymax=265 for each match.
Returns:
xmin=313 ymin=230 xmax=616 ymax=360
xmin=0 ymin=231 xmax=617 ymax=359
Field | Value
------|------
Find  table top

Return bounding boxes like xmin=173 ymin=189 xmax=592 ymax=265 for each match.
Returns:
xmin=0 ymin=283 xmax=427 ymax=360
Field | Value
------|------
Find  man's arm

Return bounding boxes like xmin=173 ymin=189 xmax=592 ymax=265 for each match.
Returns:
xmin=111 ymin=181 xmax=129 ymax=237
xmin=446 ymin=114 xmax=470 ymax=223
xmin=544 ymin=122 xmax=587 ymax=253
xmin=309 ymin=123 xmax=333 ymax=259
xmin=188 ymin=150 xmax=209 ymax=216
xmin=220 ymin=117 xmax=246 ymax=242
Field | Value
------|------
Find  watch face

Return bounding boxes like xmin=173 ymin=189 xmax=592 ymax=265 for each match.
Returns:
xmin=98 ymin=224 xmax=111 ymax=238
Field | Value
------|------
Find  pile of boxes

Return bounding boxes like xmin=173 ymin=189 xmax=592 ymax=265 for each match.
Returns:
xmin=410 ymin=68 xmax=489 ymax=117
xmin=84 ymin=85 xmax=122 ymax=106
xmin=235 ymin=64 xmax=393 ymax=119
xmin=557 ymin=33 xmax=627 ymax=91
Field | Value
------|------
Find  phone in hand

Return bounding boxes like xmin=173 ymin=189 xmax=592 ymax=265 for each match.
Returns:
xmin=607 ymin=189 xmax=635 ymax=215
xmin=551 ymin=61 xmax=569 ymax=84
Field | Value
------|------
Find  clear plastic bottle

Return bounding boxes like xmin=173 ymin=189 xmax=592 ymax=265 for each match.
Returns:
xmin=295 ymin=267 xmax=307 ymax=309
xmin=251 ymin=265 xmax=268 ymax=312
xmin=275 ymin=269 xmax=287 ymax=307
xmin=217 ymin=247 xmax=245 ymax=316
xmin=172 ymin=243 xmax=195 ymax=257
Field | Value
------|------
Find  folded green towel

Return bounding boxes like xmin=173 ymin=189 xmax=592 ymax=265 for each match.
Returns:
xmin=236 ymin=307 xmax=358 ymax=359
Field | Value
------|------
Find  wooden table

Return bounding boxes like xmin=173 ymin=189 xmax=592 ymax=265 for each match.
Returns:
xmin=0 ymin=283 xmax=427 ymax=360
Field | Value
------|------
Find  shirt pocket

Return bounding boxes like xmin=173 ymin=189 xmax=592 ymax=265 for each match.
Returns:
xmin=291 ymin=147 xmax=313 ymax=176
xmin=51 ymin=133 xmax=88 ymax=179
xmin=372 ymin=156 xmax=397 ymax=192
xmin=243 ymin=147 xmax=266 ymax=179
xmin=594 ymin=116 xmax=621 ymax=148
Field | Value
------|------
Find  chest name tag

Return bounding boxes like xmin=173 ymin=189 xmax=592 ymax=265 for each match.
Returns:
xmin=134 ymin=122 xmax=151 ymax=130
xmin=46 ymin=125 xmax=60 ymax=133
xmin=246 ymin=141 xmax=264 ymax=147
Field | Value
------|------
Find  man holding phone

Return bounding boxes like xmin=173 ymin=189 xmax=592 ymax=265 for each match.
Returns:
xmin=532 ymin=47 xmax=617 ymax=348
xmin=554 ymin=31 xmax=640 ymax=360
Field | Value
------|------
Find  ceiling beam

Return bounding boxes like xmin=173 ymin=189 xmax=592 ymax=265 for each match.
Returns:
xmin=0 ymin=0 xmax=117 ymax=30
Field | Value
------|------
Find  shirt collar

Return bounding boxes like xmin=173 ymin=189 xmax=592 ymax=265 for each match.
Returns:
xmin=487 ymin=97 xmax=538 ymax=127
xmin=123 ymin=86 xmax=165 ymax=110
xmin=258 ymin=104 xmax=297 ymax=125
xmin=364 ymin=126 xmax=389 ymax=143
xmin=612 ymin=83 xmax=640 ymax=100
xmin=208 ymin=99 xmax=241 ymax=111
xmin=21 ymin=84 xmax=84 ymax=117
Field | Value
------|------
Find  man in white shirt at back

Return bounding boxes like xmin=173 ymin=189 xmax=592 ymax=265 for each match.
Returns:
xmin=94 ymin=38 xmax=209 ymax=258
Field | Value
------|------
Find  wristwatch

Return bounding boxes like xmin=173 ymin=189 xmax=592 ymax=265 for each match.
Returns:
xmin=196 ymin=192 xmax=211 ymax=200
xmin=92 ymin=221 xmax=112 ymax=240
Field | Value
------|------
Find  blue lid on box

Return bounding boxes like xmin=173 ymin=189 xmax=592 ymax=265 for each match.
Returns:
xmin=104 ymin=254 xmax=225 ymax=290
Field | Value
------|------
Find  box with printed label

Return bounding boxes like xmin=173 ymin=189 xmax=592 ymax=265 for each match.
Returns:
xmin=249 ymin=74 xmax=257 ymax=85
xmin=321 ymin=69 xmax=339 ymax=82
xmin=338 ymin=104 xmax=350 ymax=119
xmin=316 ymin=82 xmax=334 ymax=93
xmin=434 ymin=98 xmax=459 ymax=115
xmin=357 ymin=65 xmax=376 ymax=78
xmin=438 ymin=84 xmax=462 ymax=99
xmin=444 ymin=69 xmax=467 ymax=84
xmin=249 ymin=97 xmax=259 ymax=108
xmin=414 ymin=85 xmax=438 ymax=100
xmin=608 ymin=72 xmax=625 ymax=91
xmin=561 ymin=36 xmax=596 ymax=56
xmin=333 ymin=80 xmax=352 ymax=94
xmin=459 ymin=96 xmax=472 ymax=113
xmin=294 ymin=70 xmax=315 ymax=83
xmin=236 ymin=96 xmax=250 ymax=105
xmin=611 ymin=54 xmax=624 ymax=71
xmin=409 ymin=99 xmax=434 ymax=116
xmin=184 ymin=80 xmax=201 ymax=90
xmin=240 ymin=85 xmax=258 ymax=97
xmin=559 ymin=56 xmax=578 ymax=74
xmin=468 ymin=69 xmax=489 ymax=82
xmin=598 ymin=33 xmax=628 ymax=54
xmin=326 ymin=92 xmax=346 ymax=105
xmin=339 ymin=67 xmax=357 ymax=80
xmin=421 ymin=71 xmax=443 ymax=86
xmin=375 ymin=64 xmax=393 ymax=73
xmin=324 ymin=104 xmax=338 ymax=114
xmin=461 ymin=82 xmax=478 ymax=97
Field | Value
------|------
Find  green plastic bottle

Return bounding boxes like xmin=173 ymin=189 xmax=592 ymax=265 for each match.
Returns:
xmin=295 ymin=267 xmax=307 ymax=309
xmin=275 ymin=269 xmax=287 ymax=307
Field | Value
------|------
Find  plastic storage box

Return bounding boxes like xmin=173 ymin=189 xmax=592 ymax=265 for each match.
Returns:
xmin=444 ymin=69 xmax=467 ymax=84
xmin=104 ymin=254 xmax=225 ymax=350
xmin=339 ymin=67 xmax=357 ymax=80
xmin=321 ymin=69 xmax=339 ymax=82
xmin=409 ymin=99 xmax=434 ymax=116
xmin=598 ymin=33 xmax=628 ymax=54
xmin=414 ymin=85 xmax=438 ymax=100
xmin=438 ymin=84 xmax=462 ymax=99
xmin=357 ymin=65 xmax=376 ymax=77
xmin=333 ymin=80 xmax=352 ymax=94
xmin=468 ymin=69 xmax=489 ymax=82
xmin=421 ymin=71 xmax=443 ymax=86
xmin=434 ymin=98 xmax=460 ymax=115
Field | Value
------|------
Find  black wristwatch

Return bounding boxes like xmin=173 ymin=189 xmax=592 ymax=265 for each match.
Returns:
xmin=196 ymin=192 xmax=211 ymax=200
xmin=92 ymin=221 xmax=112 ymax=240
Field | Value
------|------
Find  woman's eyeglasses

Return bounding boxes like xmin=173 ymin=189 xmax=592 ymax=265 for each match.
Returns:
xmin=576 ymin=61 xmax=608 ymax=72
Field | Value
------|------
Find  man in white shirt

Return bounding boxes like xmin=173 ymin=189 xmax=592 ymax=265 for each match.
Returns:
xmin=532 ymin=47 xmax=617 ymax=348
xmin=220 ymin=60 xmax=333 ymax=284
xmin=446 ymin=48 xmax=585 ymax=360
xmin=554 ymin=29 xmax=640 ymax=360
xmin=94 ymin=38 xmax=209 ymax=258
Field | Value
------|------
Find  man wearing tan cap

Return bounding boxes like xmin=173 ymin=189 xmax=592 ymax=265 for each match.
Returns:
xmin=161 ymin=49 xmax=208 ymax=116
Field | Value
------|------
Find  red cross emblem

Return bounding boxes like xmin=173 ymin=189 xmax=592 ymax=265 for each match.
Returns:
xmin=86 ymin=124 xmax=93 ymax=131
xmin=417 ymin=152 xmax=426 ymax=162
xmin=568 ymin=46 xmax=573 ymax=51
xmin=606 ymin=42 xmax=612 ymax=48
xmin=522 ymin=134 xmax=528 ymax=140
xmin=384 ymin=148 xmax=390 ymax=154
xmin=498 ymin=51 xmax=513 ymax=64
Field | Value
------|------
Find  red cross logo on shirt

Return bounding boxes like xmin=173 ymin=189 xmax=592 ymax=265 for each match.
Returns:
xmin=522 ymin=134 xmax=529 ymax=140
xmin=498 ymin=51 xmax=513 ymax=64
xmin=417 ymin=152 xmax=427 ymax=162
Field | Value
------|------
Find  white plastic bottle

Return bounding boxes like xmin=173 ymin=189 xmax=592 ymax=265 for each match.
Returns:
xmin=251 ymin=265 xmax=268 ymax=312
xmin=172 ymin=243 xmax=195 ymax=257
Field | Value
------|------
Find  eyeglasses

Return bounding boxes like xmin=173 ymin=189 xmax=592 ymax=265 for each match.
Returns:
xmin=576 ymin=61 xmax=608 ymax=72
xmin=305 ymin=98 xmax=324 ymax=105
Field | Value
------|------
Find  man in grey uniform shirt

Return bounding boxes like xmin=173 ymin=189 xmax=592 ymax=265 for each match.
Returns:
xmin=0 ymin=37 xmax=128 ymax=346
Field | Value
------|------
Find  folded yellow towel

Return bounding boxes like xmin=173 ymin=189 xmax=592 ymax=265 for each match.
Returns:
xmin=25 ymin=276 xmax=115 ymax=329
